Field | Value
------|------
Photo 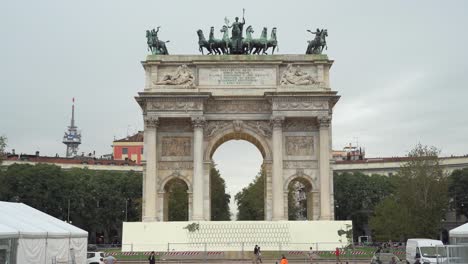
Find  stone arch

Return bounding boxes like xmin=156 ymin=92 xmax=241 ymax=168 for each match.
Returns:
xmin=158 ymin=170 xmax=193 ymax=193
xmin=160 ymin=174 xmax=191 ymax=222
xmin=203 ymin=122 xmax=273 ymax=220
xmin=204 ymin=123 xmax=272 ymax=161
xmin=284 ymin=170 xmax=317 ymax=220
xmin=283 ymin=170 xmax=316 ymax=192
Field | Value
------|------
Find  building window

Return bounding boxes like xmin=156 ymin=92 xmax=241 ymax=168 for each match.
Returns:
xmin=141 ymin=148 xmax=144 ymax=154
xmin=122 ymin=148 xmax=128 ymax=154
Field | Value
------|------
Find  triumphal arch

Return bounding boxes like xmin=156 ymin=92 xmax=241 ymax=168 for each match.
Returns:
xmin=136 ymin=54 xmax=339 ymax=222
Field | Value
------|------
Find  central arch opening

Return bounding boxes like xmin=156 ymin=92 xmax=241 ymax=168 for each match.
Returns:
xmin=210 ymin=132 xmax=266 ymax=221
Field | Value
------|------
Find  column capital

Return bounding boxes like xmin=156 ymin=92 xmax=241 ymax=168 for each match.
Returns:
xmin=191 ymin=116 xmax=206 ymax=129
xmin=318 ymin=116 xmax=331 ymax=128
xmin=270 ymin=116 xmax=285 ymax=129
xmin=144 ymin=116 xmax=159 ymax=129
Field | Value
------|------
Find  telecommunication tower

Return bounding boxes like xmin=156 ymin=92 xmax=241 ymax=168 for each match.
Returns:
xmin=62 ymin=98 xmax=81 ymax=157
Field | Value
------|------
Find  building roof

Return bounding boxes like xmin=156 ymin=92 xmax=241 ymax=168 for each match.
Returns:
xmin=6 ymin=154 xmax=137 ymax=166
xmin=335 ymin=155 xmax=468 ymax=164
xmin=113 ymin=131 xmax=144 ymax=143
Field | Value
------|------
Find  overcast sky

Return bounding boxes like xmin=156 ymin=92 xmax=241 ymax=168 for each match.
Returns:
xmin=1 ymin=1 xmax=468 ymax=213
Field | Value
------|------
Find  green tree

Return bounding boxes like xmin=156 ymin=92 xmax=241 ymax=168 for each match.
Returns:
xmin=0 ymin=136 xmax=7 ymax=164
xmin=449 ymin=168 xmax=468 ymax=219
xmin=370 ymin=144 xmax=448 ymax=240
xmin=235 ymin=169 xmax=264 ymax=220
xmin=0 ymin=164 xmax=142 ymax=244
xmin=210 ymin=165 xmax=231 ymax=220
xmin=334 ymin=172 xmax=394 ymax=240
xmin=369 ymin=197 xmax=408 ymax=241
xmin=167 ymin=179 xmax=188 ymax=221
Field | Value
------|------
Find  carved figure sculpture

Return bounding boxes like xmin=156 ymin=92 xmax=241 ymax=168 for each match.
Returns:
xmin=156 ymin=65 xmax=195 ymax=87
xmin=306 ymin=28 xmax=327 ymax=54
xmin=146 ymin=27 xmax=169 ymax=55
xmin=280 ymin=64 xmax=317 ymax=85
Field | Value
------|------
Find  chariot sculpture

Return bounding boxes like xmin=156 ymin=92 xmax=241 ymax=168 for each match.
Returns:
xmin=146 ymin=11 xmax=328 ymax=55
xmin=196 ymin=9 xmax=278 ymax=55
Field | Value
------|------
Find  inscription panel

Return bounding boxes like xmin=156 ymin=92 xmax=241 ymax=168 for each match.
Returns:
xmin=199 ymin=66 xmax=276 ymax=86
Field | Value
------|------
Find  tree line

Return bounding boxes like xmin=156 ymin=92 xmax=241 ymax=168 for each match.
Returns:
xmin=1 ymin=141 xmax=467 ymax=243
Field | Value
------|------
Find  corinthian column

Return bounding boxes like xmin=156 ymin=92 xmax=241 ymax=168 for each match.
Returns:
xmin=318 ymin=116 xmax=332 ymax=220
xmin=143 ymin=116 xmax=159 ymax=221
xmin=271 ymin=117 xmax=285 ymax=220
xmin=192 ymin=116 xmax=205 ymax=220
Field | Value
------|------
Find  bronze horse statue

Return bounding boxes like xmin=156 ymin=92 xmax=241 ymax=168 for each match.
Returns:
xmin=208 ymin=26 xmax=228 ymax=54
xmin=250 ymin=27 xmax=268 ymax=54
xmin=146 ymin=28 xmax=169 ymax=55
xmin=306 ymin=29 xmax=327 ymax=54
xmin=197 ymin=29 xmax=213 ymax=55
xmin=264 ymin=27 xmax=278 ymax=54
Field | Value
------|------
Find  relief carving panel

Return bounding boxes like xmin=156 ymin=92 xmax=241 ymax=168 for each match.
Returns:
xmin=158 ymin=119 xmax=192 ymax=132
xmin=285 ymin=136 xmax=314 ymax=156
xmin=283 ymin=161 xmax=317 ymax=169
xmin=205 ymin=100 xmax=271 ymax=113
xmin=283 ymin=119 xmax=316 ymax=132
xmin=273 ymin=100 xmax=328 ymax=111
xmin=148 ymin=101 xmax=203 ymax=111
xmin=161 ymin=137 xmax=191 ymax=156
xmin=159 ymin=161 xmax=193 ymax=170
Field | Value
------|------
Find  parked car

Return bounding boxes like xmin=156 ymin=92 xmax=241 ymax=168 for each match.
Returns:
xmin=87 ymin=252 xmax=105 ymax=264
xmin=371 ymin=253 xmax=403 ymax=264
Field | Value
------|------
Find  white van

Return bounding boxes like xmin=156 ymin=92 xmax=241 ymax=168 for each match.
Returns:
xmin=406 ymin=239 xmax=446 ymax=264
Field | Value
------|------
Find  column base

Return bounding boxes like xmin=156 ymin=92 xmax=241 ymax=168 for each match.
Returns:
xmin=191 ymin=215 xmax=205 ymax=221
xmin=319 ymin=215 xmax=333 ymax=220
xmin=142 ymin=216 xmax=157 ymax=222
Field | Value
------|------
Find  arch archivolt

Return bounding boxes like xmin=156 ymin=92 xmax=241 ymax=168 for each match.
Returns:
xmin=158 ymin=170 xmax=193 ymax=193
xmin=203 ymin=120 xmax=273 ymax=161
xmin=283 ymin=169 xmax=317 ymax=192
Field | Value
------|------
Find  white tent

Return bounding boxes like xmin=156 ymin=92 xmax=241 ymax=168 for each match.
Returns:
xmin=449 ymin=222 xmax=468 ymax=244
xmin=0 ymin=201 xmax=88 ymax=264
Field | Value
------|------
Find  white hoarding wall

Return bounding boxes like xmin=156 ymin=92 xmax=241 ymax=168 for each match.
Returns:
xmin=123 ymin=220 xmax=352 ymax=252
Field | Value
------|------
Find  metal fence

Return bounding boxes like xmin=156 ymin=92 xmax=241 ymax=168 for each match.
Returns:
xmin=94 ymin=242 xmax=405 ymax=263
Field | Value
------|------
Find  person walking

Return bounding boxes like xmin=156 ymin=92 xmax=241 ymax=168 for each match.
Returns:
xmin=256 ymin=246 xmax=263 ymax=263
xmin=308 ymin=246 xmax=316 ymax=264
xmin=253 ymin=245 xmax=259 ymax=264
xmin=148 ymin=251 xmax=156 ymax=264
xmin=104 ymin=255 xmax=117 ymax=264
xmin=335 ymin=247 xmax=341 ymax=264
xmin=280 ymin=255 xmax=288 ymax=264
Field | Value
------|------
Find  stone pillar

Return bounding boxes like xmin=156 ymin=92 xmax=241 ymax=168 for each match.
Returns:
xmin=192 ymin=117 xmax=205 ymax=221
xmin=142 ymin=116 xmax=159 ymax=221
xmin=271 ymin=117 xmax=285 ymax=220
xmin=307 ymin=192 xmax=314 ymax=220
xmin=318 ymin=116 xmax=332 ymax=220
